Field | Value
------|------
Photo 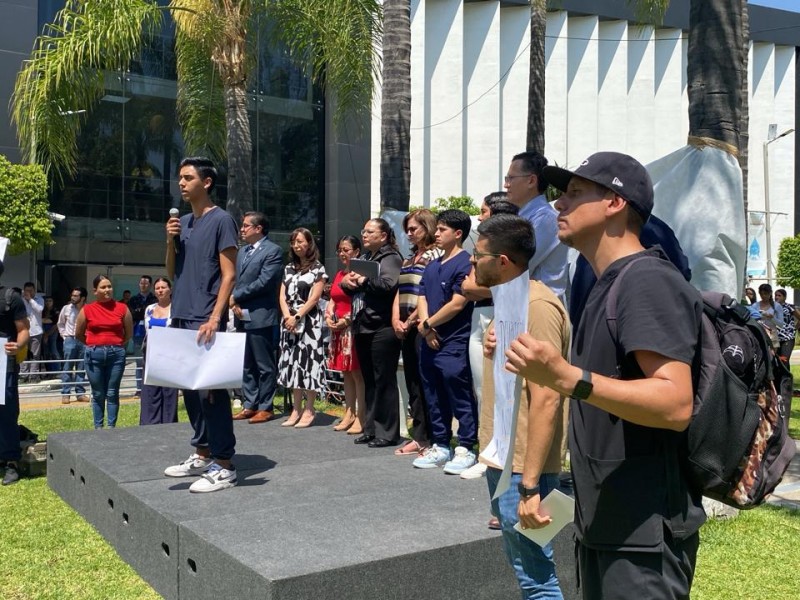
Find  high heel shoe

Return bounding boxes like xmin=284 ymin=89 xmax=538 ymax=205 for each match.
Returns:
xmin=294 ymin=411 xmax=316 ymax=429
xmin=334 ymin=409 xmax=355 ymax=431
xmin=281 ymin=411 xmax=301 ymax=427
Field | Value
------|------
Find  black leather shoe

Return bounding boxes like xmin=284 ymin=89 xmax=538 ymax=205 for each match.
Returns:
xmin=354 ymin=434 xmax=375 ymax=445
xmin=367 ymin=438 xmax=395 ymax=448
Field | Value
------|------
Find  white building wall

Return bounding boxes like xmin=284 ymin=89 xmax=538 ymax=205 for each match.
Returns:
xmin=371 ymin=6 xmax=796 ymax=272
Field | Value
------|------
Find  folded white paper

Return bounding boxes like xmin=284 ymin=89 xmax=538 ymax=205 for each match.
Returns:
xmin=513 ymin=490 xmax=575 ymax=547
xmin=144 ymin=327 xmax=245 ymax=390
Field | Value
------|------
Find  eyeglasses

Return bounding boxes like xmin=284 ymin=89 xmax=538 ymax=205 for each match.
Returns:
xmin=471 ymin=250 xmax=503 ymax=260
xmin=504 ymin=174 xmax=531 ymax=183
xmin=241 ymin=223 xmax=257 ymax=230
xmin=361 ymin=229 xmax=378 ymax=236
xmin=337 ymin=247 xmax=354 ymax=254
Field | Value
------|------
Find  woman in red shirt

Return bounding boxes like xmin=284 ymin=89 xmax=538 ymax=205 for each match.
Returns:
xmin=76 ymin=275 xmax=133 ymax=429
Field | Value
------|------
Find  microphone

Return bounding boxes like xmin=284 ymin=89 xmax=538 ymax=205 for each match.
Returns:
xmin=169 ymin=208 xmax=181 ymax=253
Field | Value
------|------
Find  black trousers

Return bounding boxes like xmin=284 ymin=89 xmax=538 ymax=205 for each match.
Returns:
xmin=577 ymin=530 xmax=699 ymax=600
xmin=0 ymin=362 xmax=20 ymax=462
xmin=401 ymin=329 xmax=431 ymax=447
xmin=172 ymin=319 xmax=235 ymax=461
xmin=242 ymin=326 xmax=279 ymax=412
xmin=355 ymin=326 xmax=401 ymax=442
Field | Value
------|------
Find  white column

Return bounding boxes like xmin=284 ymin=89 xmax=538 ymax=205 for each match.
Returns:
xmin=545 ymin=11 xmax=569 ymax=166
xmin=410 ymin=0 xmax=426 ymax=206
xmin=464 ymin=1 xmax=501 ymax=202
xmin=370 ymin=37 xmax=384 ymax=215
xmin=566 ymin=15 xmax=599 ymax=167
xmin=425 ymin=0 xmax=464 ymax=202
xmin=748 ymin=42 xmax=776 ymax=214
xmin=626 ymin=25 xmax=656 ymax=164
xmin=769 ymin=46 xmax=796 ymax=267
xmin=654 ymin=28 xmax=685 ymax=157
xmin=499 ymin=6 xmax=529 ymax=168
xmin=597 ymin=21 xmax=628 ymax=157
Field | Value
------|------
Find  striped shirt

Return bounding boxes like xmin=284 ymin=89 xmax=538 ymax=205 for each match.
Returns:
xmin=397 ymin=247 xmax=443 ymax=321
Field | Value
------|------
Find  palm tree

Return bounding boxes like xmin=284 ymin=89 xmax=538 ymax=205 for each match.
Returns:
xmin=379 ymin=0 xmax=411 ymax=211
xmin=526 ymin=0 xmax=546 ymax=154
xmin=12 ymin=0 xmax=382 ymax=223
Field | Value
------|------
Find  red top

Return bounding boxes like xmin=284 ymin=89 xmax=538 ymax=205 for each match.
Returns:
xmin=330 ymin=270 xmax=354 ymax=319
xmin=83 ymin=300 xmax=128 ymax=346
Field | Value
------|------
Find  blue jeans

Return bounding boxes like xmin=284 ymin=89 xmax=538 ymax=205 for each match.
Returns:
xmin=486 ymin=467 xmax=563 ymax=599
xmin=61 ymin=336 xmax=86 ymax=396
xmin=84 ymin=345 xmax=126 ymax=429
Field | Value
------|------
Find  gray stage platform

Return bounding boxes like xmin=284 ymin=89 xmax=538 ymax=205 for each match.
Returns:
xmin=47 ymin=415 xmax=578 ymax=600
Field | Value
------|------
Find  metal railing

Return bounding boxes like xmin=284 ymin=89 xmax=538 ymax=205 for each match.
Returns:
xmin=18 ymin=358 xmax=140 ymax=400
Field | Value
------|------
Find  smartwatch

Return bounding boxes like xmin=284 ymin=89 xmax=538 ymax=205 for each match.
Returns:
xmin=422 ymin=319 xmax=432 ymax=331
xmin=571 ymin=369 xmax=593 ymax=400
xmin=518 ymin=482 xmax=541 ymax=498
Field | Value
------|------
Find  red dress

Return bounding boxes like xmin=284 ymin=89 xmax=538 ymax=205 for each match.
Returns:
xmin=328 ymin=270 xmax=360 ymax=371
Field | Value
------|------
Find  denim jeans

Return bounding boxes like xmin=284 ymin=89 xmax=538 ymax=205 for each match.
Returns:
xmin=84 ymin=345 xmax=126 ymax=429
xmin=61 ymin=336 xmax=86 ymax=396
xmin=486 ymin=467 xmax=563 ymax=600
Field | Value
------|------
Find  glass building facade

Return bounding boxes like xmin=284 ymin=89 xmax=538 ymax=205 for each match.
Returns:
xmin=36 ymin=1 xmax=325 ymax=294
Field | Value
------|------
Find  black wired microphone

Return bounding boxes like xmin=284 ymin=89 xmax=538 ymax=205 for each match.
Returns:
xmin=169 ymin=208 xmax=181 ymax=254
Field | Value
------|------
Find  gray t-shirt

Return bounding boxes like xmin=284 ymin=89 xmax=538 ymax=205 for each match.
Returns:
xmin=172 ymin=206 xmax=238 ymax=321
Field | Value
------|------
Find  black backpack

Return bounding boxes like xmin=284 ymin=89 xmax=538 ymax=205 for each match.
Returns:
xmin=607 ymin=257 xmax=796 ymax=509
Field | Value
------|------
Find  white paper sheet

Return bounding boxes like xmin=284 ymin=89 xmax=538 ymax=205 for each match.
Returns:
xmin=144 ymin=327 xmax=245 ymax=390
xmin=513 ymin=489 xmax=575 ymax=547
xmin=240 ymin=308 xmax=252 ymax=322
xmin=0 ymin=337 xmax=7 ymax=405
xmin=480 ymin=273 xmax=529 ymax=499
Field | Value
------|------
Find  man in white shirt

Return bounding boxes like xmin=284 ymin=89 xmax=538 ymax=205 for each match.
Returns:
xmin=20 ymin=282 xmax=44 ymax=382
xmin=503 ymin=152 xmax=570 ymax=306
xmin=57 ymin=287 xmax=89 ymax=403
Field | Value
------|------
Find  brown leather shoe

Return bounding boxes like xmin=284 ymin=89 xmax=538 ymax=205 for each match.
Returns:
xmin=233 ymin=408 xmax=257 ymax=421
xmin=76 ymin=395 xmax=90 ymax=402
xmin=248 ymin=410 xmax=274 ymax=424
xmin=61 ymin=397 xmax=71 ymax=405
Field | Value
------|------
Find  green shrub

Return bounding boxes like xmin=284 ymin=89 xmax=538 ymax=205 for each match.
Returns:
xmin=0 ymin=154 xmax=52 ymax=255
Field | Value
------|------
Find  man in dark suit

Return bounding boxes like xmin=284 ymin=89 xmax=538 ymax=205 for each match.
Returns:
xmin=230 ymin=211 xmax=284 ymax=424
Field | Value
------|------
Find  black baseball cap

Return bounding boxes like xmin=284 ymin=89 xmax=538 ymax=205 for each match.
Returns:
xmin=542 ymin=151 xmax=654 ymax=222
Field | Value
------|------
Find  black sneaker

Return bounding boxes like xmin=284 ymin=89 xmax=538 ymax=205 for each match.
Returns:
xmin=2 ymin=463 xmax=19 ymax=486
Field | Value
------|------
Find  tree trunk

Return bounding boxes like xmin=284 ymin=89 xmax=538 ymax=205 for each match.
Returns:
xmin=526 ymin=0 xmax=547 ymax=154
xmin=687 ymin=0 xmax=745 ymax=150
xmin=380 ymin=0 xmax=412 ymax=211
xmin=739 ymin=0 xmax=750 ymax=282
xmin=223 ymin=82 xmax=253 ymax=225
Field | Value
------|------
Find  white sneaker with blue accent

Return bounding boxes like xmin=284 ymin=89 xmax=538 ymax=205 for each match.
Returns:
xmin=443 ymin=446 xmax=477 ymax=475
xmin=412 ymin=444 xmax=452 ymax=469
xmin=189 ymin=463 xmax=237 ymax=493
xmin=164 ymin=453 xmax=213 ymax=478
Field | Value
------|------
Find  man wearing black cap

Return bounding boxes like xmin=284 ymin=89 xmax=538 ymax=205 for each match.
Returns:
xmin=505 ymin=152 xmax=705 ymax=599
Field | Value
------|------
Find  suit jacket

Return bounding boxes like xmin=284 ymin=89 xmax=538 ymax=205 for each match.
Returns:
xmin=232 ymin=237 xmax=283 ymax=330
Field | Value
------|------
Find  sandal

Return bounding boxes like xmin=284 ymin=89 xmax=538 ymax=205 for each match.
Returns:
xmin=394 ymin=440 xmax=423 ymax=456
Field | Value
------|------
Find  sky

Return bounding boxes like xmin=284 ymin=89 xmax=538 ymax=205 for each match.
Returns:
xmin=749 ymin=0 xmax=800 ymax=12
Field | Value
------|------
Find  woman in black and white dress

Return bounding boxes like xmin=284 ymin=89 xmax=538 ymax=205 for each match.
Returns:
xmin=277 ymin=228 xmax=328 ymax=428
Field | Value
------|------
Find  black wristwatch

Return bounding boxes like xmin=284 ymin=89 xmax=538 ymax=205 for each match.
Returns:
xmin=422 ymin=319 xmax=432 ymax=331
xmin=518 ymin=482 xmax=541 ymax=498
xmin=571 ymin=369 xmax=593 ymax=400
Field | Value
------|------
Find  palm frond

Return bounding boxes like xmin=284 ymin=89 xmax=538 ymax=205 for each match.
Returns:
xmin=11 ymin=0 xmax=164 ymax=179
xmin=271 ymin=0 xmax=383 ymax=125
xmin=174 ymin=26 xmax=226 ymax=160
xmin=627 ymin=0 xmax=671 ymax=27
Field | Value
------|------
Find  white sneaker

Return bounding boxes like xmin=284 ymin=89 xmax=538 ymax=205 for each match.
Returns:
xmin=189 ymin=463 xmax=238 ymax=493
xmin=412 ymin=444 xmax=452 ymax=469
xmin=459 ymin=461 xmax=487 ymax=480
xmin=443 ymin=446 xmax=477 ymax=475
xmin=164 ymin=453 xmax=213 ymax=478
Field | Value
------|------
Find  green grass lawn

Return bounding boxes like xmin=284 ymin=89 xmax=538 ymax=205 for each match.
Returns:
xmin=1 ymin=398 xmax=798 ymax=599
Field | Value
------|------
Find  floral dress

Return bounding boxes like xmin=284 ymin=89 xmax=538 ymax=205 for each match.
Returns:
xmin=277 ymin=261 xmax=328 ymax=392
